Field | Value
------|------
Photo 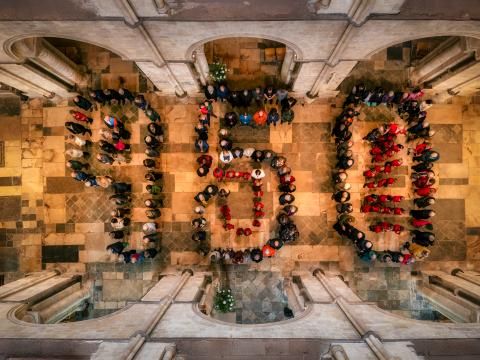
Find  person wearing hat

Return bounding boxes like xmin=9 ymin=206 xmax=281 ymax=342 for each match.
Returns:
xmin=251 ymin=169 xmax=265 ymax=180
xmin=250 ymin=248 xmax=263 ymax=262
xmin=65 ymin=121 xmax=92 ymax=136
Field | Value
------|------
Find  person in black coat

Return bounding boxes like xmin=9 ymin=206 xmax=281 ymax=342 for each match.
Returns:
xmin=336 ymin=203 xmax=353 ymax=213
xmin=332 ymin=191 xmax=350 ymax=203
xmin=118 ymin=88 xmax=135 ymax=104
xmin=112 ymin=182 xmax=132 ymax=193
xmin=411 ymin=230 xmax=435 ymax=247
xmin=240 ymin=89 xmax=252 ymax=107
xmin=148 ymin=123 xmax=164 ymax=136
xmin=73 ymin=95 xmax=94 ymax=111
xmin=109 ymin=231 xmax=125 ymax=240
xmin=143 ymin=159 xmax=156 ymax=168
xmin=106 ymin=241 xmax=126 ymax=254
xmin=279 ymin=193 xmax=295 ymax=205
xmin=336 ymin=156 xmax=354 ymax=170
xmin=145 ymin=171 xmax=163 ymax=182
xmin=99 ymin=140 xmax=117 ymax=154
xmin=411 ymin=162 xmax=433 ymax=173
xmin=410 ymin=209 xmax=435 ymax=219
xmin=413 ymin=150 xmax=440 ymax=163
xmin=65 ymin=122 xmax=92 ymax=136
xmin=192 ymin=231 xmax=207 ymax=242
xmin=204 ymin=85 xmax=217 ymax=101
xmin=224 ymin=112 xmax=238 ymax=128
xmin=144 ymin=248 xmax=158 ymax=259
xmin=228 ymin=91 xmax=241 ymax=107
xmin=251 ymin=150 xmax=265 ymax=162
xmin=414 ymin=196 xmax=435 ymax=208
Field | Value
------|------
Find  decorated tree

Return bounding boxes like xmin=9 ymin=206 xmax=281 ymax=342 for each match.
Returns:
xmin=214 ymin=287 xmax=235 ymax=313
xmin=208 ymin=61 xmax=228 ymax=83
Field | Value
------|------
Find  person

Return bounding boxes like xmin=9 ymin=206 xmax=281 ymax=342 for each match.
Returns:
xmin=106 ymin=241 xmax=127 ymax=255
xmin=332 ymin=191 xmax=350 ymax=203
xmin=143 ymin=158 xmax=156 ymax=168
xmin=224 ymin=112 xmax=238 ymax=128
xmin=145 ymin=171 xmax=163 ymax=182
xmin=144 ymin=135 xmax=160 ymax=148
xmin=118 ymin=88 xmax=135 ymax=104
xmin=70 ymin=170 xmax=90 ymax=182
xmin=251 ymin=169 xmax=265 ymax=180
xmin=407 ymin=242 xmax=430 ymax=261
xmin=90 ymin=89 xmax=107 ymax=106
xmin=114 ymin=139 xmax=130 ymax=153
xmin=219 ymin=150 xmax=233 ymax=165
xmin=103 ymin=88 xmax=122 ymax=104
xmin=144 ymin=248 xmax=158 ymax=259
xmin=219 ymin=138 xmax=233 ymax=150
xmin=263 ymin=87 xmax=276 ymax=104
xmin=251 ymin=150 xmax=265 ymax=162
xmin=146 ymin=209 xmax=161 ymax=219
xmin=73 ymin=95 xmax=94 ymax=111
xmin=271 ymin=156 xmax=287 ymax=169
xmin=109 ymin=230 xmax=125 ymax=240
xmin=218 ymin=188 xmax=230 ymax=198
xmin=281 ymin=108 xmax=294 ymax=124
xmin=239 ymin=89 xmax=251 ymax=107
xmin=110 ymin=193 xmax=131 ymax=206
xmin=195 ymin=139 xmax=209 ymax=153
xmin=267 ymin=108 xmax=280 ymax=126
xmin=146 ymin=184 xmax=162 ymax=195
xmin=148 ymin=122 xmax=164 ymax=136
xmin=142 ymin=222 xmax=157 ymax=234
xmin=145 ymin=148 xmax=160 ymax=158
xmin=204 ymin=85 xmax=217 ymax=101
xmin=333 ymin=171 xmax=348 ymax=184
xmin=250 ymin=248 xmax=263 ymax=262
xmin=413 ymin=150 xmax=440 ymax=163
xmin=253 ymin=109 xmax=267 ymax=126
xmin=96 ymin=175 xmax=114 ymax=189
xmin=66 ymin=160 xmax=89 ymax=171
xmin=134 ymin=94 xmax=149 ymax=110
xmin=65 ymin=148 xmax=89 ymax=159
xmin=67 ymin=134 xmax=92 ymax=148
xmin=144 ymin=199 xmax=160 ymax=209
xmin=96 ymin=153 xmax=114 ymax=165
xmin=112 ymin=182 xmax=132 ymax=193
xmin=111 ymin=217 xmax=130 ymax=230
xmin=192 ymin=231 xmax=207 ymax=242
xmin=98 ymin=140 xmax=117 ymax=154
xmin=192 ymin=217 xmax=207 ymax=229
xmin=103 ymin=115 xmax=124 ymax=129
xmin=217 ymin=84 xmax=230 ymax=102
xmin=414 ymin=196 xmax=435 ymax=208
xmin=204 ymin=184 xmax=219 ymax=196
xmin=337 ymin=203 xmax=353 ymax=213
xmin=239 ymin=112 xmax=252 ymax=126
xmin=283 ymin=205 xmax=298 ymax=216
xmin=69 ymin=110 xmax=93 ymax=124
xmin=278 ymin=165 xmax=291 ymax=177
xmin=197 ymin=165 xmax=209 ymax=177
xmin=194 ymin=192 xmax=210 ymax=206
xmin=65 ymin=122 xmax=92 ymax=136
xmin=410 ymin=209 xmax=435 ymax=219
xmin=336 ymin=156 xmax=354 ymax=170
xmin=411 ymin=230 xmax=435 ymax=247
xmin=146 ymin=108 xmax=161 ymax=122
xmin=111 ymin=208 xmax=131 ymax=217
xmin=279 ymin=183 xmax=296 ymax=193
xmin=279 ymin=193 xmax=295 ymax=205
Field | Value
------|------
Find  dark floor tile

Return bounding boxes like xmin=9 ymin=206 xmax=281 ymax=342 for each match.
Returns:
xmin=0 ymin=196 xmax=21 ymax=221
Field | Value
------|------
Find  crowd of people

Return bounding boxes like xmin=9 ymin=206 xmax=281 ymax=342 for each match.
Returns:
xmin=191 ymin=85 xmax=300 ymax=263
xmin=332 ymin=85 xmax=439 ymax=264
xmin=67 ymin=88 xmax=161 ymax=263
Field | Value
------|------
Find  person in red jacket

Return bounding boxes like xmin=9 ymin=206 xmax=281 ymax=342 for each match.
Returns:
xmin=392 ymin=224 xmax=404 ymax=234
xmin=416 ymin=187 xmax=436 ymax=197
xmin=280 ymin=174 xmax=296 ymax=184
xmin=411 ymin=219 xmax=433 ymax=230
xmin=393 ymin=207 xmax=405 ymax=215
xmin=226 ymin=170 xmax=236 ymax=179
xmin=70 ymin=110 xmax=93 ymax=124
xmin=213 ymin=167 xmax=224 ymax=180
xmin=378 ymin=194 xmax=390 ymax=203
xmin=364 ymin=194 xmax=378 ymax=203
xmin=197 ymin=154 xmax=213 ymax=168
xmin=243 ymin=228 xmax=253 ymax=236
xmin=364 ymin=181 xmax=377 ymax=189
xmin=391 ymin=195 xmax=404 ymax=203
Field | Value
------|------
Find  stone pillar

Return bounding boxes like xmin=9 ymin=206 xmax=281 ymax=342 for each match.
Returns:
xmin=114 ymin=0 xmax=140 ymax=26
xmin=153 ymin=0 xmax=171 ymax=15
xmin=280 ymin=47 xmax=296 ymax=85
xmin=192 ymin=47 xmax=210 ymax=87
xmin=0 ymin=271 xmax=60 ymax=300
xmin=454 ymin=270 xmax=480 ymax=287
xmin=0 ymin=66 xmax=55 ymax=98
xmin=411 ymin=37 xmax=476 ymax=85
xmin=11 ymin=38 xmax=87 ymax=86
xmin=347 ymin=0 xmax=376 ymax=25
xmin=307 ymin=61 xmax=357 ymax=99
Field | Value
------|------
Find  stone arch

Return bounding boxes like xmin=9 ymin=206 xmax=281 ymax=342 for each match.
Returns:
xmin=3 ymin=33 xmax=132 ymax=63
xmin=341 ymin=20 xmax=480 ymax=61
xmin=185 ymin=33 xmax=304 ymax=61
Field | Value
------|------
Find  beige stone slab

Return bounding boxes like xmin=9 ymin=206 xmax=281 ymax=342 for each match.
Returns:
xmin=270 ymin=125 xmax=292 ymax=143
xmin=279 ymin=245 xmax=339 ymax=261
xmin=44 ymin=233 xmax=65 ymax=245
xmin=22 ymin=168 xmax=42 ymax=183
xmin=44 ymin=194 xmax=65 ymax=208
xmin=438 ymin=163 xmax=469 ymax=178
xmin=44 ymin=208 xmax=66 ymax=224
xmin=292 ymin=192 xmax=321 ymax=216
xmin=75 ymin=222 xmax=105 ymax=233
xmin=43 ymin=106 xmax=72 ymax=127
xmin=64 ymin=233 xmax=86 ymax=245
xmin=170 ymin=251 xmax=208 ymax=266
xmin=5 ymin=147 xmax=21 ymax=167
xmin=0 ymin=167 xmax=21 ymax=177
xmin=294 ymin=105 xmax=332 ymax=123
xmin=164 ymin=153 xmax=197 ymax=171
xmin=5 ymin=140 xmax=21 ymax=148
xmin=43 ymin=162 xmax=65 ymax=177
xmin=168 ymin=123 xmax=195 ymax=144
xmin=428 ymin=104 xmax=462 ymax=124
xmin=436 ymin=185 xmax=469 ymax=199
xmin=0 ymin=186 xmax=21 ymax=196
xmin=43 ymin=136 xmax=66 ymax=150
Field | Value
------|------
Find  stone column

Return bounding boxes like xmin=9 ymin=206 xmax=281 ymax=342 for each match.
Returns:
xmin=154 ymin=0 xmax=171 ymax=15
xmin=280 ymin=47 xmax=296 ymax=85
xmin=193 ymin=47 xmax=210 ymax=87
xmin=0 ymin=271 xmax=60 ymax=300
xmin=454 ymin=270 xmax=480 ymax=287
xmin=0 ymin=66 xmax=55 ymax=98
xmin=11 ymin=38 xmax=87 ymax=86
xmin=307 ymin=61 xmax=357 ymax=99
